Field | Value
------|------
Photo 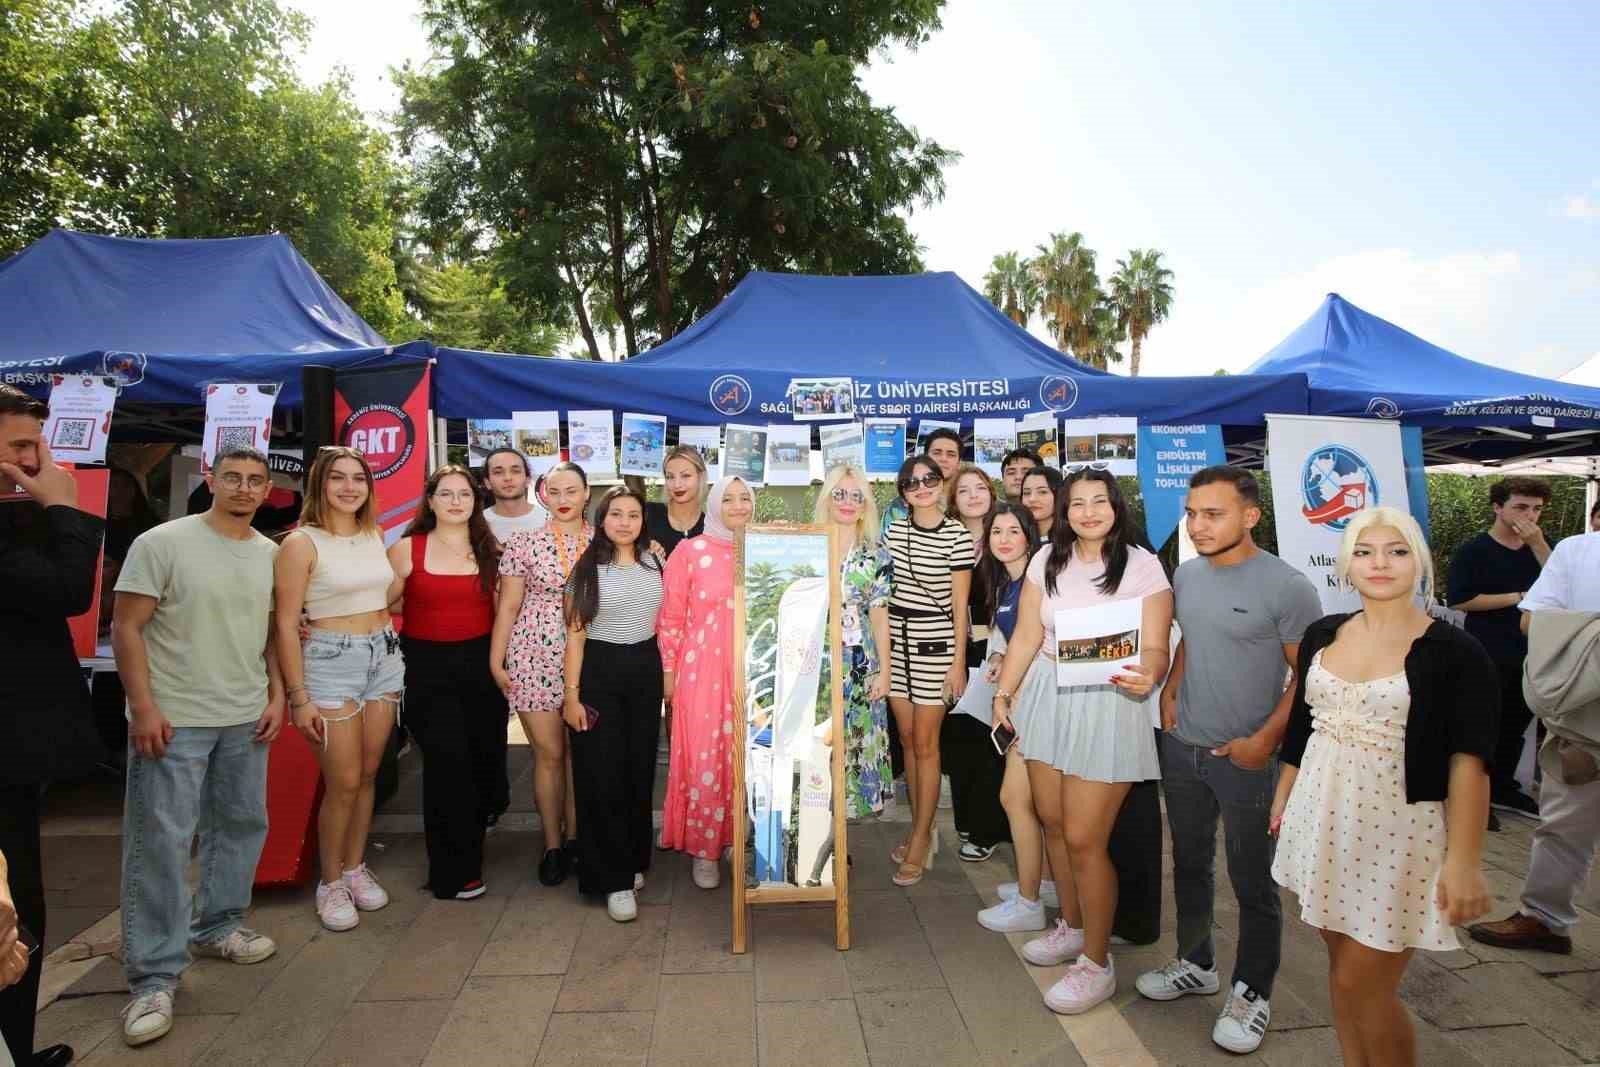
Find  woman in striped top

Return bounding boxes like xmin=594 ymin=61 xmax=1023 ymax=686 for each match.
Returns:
xmin=883 ymin=454 xmax=975 ymax=887
xmin=562 ymin=487 xmax=665 ymax=923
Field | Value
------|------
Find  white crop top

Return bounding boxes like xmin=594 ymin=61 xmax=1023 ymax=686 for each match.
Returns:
xmin=299 ymin=526 xmax=394 ymax=619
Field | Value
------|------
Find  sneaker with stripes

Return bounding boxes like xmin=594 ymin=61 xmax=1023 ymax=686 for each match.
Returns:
xmin=1134 ymin=957 xmax=1221 ymax=1001
xmin=1212 ymin=980 xmax=1271 ymax=1053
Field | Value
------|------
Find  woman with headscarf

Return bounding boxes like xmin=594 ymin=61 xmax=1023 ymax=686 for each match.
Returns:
xmin=656 ymin=478 xmax=756 ymax=889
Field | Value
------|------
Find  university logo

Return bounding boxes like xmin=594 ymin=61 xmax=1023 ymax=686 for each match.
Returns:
xmin=710 ymin=374 xmax=752 ymax=416
xmin=1365 ymin=396 xmax=1400 ymax=419
xmin=341 ymin=402 xmax=415 ymax=480
xmin=1300 ymin=444 xmax=1378 ymax=532
xmin=1039 ymin=375 xmax=1079 ymax=413
xmin=101 ymin=352 xmax=147 ymax=388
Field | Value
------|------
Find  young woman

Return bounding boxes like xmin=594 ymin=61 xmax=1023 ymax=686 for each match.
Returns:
xmin=563 ymin=487 xmax=665 ymax=923
xmin=991 ymin=469 xmax=1172 ymax=1014
xmin=1020 ymin=466 xmax=1063 ymax=543
xmin=388 ymin=466 xmax=505 ymax=900
xmin=658 ymin=478 xmax=755 ymax=889
xmin=943 ymin=465 xmax=1007 ymax=862
xmin=276 ymin=447 xmax=404 ymax=932
xmin=644 ymin=445 xmax=707 ymax=558
xmin=1271 ymin=507 xmax=1495 ymax=1067
xmin=812 ymin=465 xmax=893 ymax=819
xmin=491 ymin=463 xmax=591 ymax=886
xmin=884 ymin=454 xmax=974 ymax=886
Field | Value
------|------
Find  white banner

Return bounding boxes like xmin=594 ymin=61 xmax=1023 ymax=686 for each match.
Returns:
xmin=678 ymin=425 xmax=722 ymax=482
xmin=1267 ymin=414 xmax=1409 ymax=612
xmin=511 ymin=410 xmax=561 ymax=480
xmin=203 ymin=383 xmax=277 ymax=471
xmin=764 ymin=424 xmax=813 ymax=487
xmin=566 ymin=409 xmax=618 ymax=483
xmin=45 ymin=374 xmax=117 ymax=465
xmin=972 ymin=417 xmax=1016 ymax=477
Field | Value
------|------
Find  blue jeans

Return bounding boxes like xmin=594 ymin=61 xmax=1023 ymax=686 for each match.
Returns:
xmin=1158 ymin=730 xmax=1282 ymax=997
xmin=122 ymin=723 xmax=270 ymax=996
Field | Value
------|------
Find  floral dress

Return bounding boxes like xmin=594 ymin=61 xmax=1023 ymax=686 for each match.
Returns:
xmin=498 ymin=525 xmax=592 ymax=714
xmin=841 ymin=541 xmax=893 ymax=818
xmin=658 ymin=534 xmax=737 ymax=859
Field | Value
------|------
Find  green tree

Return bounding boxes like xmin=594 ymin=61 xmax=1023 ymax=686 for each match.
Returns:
xmin=397 ymin=0 xmax=956 ymax=360
xmin=1107 ymin=249 xmax=1174 ymax=377
xmin=409 ymin=255 xmax=568 ymax=354
xmin=1029 ymin=231 xmax=1119 ymax=367
xmin=982 ymin=250 xmax=1034 ymax=327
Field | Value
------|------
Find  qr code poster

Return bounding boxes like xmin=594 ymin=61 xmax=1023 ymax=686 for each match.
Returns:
xmin=44 ymin=374 xmax=117 ymax=465
xmin=203 ymin=383 xmax=278 ymax=470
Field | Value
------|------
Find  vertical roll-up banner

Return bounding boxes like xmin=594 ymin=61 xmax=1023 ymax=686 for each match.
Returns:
xmin=332 ymin=363 xmax=431 ymax=544
xmin=1266 ymin=414 xmax=1408 ymax=612
xmin=1136 ymin=423 xmax=1224 ymax=551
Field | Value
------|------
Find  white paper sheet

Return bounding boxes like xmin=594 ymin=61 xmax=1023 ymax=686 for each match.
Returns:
xmin=677 ymin=425 xmax=722 ymax=482
xmin=619 ymin=412 xmax=668 ymax=477
xmin=1054 ymin=597 xmax=1144 ymax=688
xmin=764 ymin=424 xmax=813 ymax=486
xmin=566 ymin=409 xmax=617 ymax=482
xmin=45 ymin=374 xmax=117 ymax=465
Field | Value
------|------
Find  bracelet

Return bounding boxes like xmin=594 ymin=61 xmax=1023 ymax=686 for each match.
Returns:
xmin=995 ymin=690 xmax=1013 ymax=703
xmin=565 ymin=684 xmax=580 ymax=691
xmin=286 ymin=684 xmax=307 ymax=697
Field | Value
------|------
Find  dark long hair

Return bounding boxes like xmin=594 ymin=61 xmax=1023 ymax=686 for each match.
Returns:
xmin=1020 ymin=465 xmax=1063 ymax=540
xmin=403 ymin=465 xmax=501 ymax=594
xmin=565 ymin=485 xmax=660 ymax=628
xmin=1044 ymin=468 xmax=1152 ymax=598
xmin=978 ymin=503 xmax=1040 ymax=618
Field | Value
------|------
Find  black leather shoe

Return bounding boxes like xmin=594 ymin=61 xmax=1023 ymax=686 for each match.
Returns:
xmin=538 ymin=848 xmax=567 ymax=886
xmin=32 ymin=1044 xmax=75 ymax=1067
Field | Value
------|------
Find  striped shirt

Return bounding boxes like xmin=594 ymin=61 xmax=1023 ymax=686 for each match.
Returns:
xmin=586 ymin=561 xmax=664 ymax=644
xmin=883 ymin=516 xmax=975 ymax=616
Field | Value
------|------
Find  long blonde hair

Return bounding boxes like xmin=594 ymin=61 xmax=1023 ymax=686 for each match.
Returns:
xmin=299 ymin=446 xmax=380 ymax=534
xmin=813 ymin=464 xmax=880 ymax=548
xmin=662 ymin=444 xmax=708 ymax=479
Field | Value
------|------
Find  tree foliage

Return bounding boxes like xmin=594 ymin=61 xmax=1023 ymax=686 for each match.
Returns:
xmin=397 ymin=0 xmax=957 ymax=360
xmin=1107 ymin=249 xmax=1173 ymax=377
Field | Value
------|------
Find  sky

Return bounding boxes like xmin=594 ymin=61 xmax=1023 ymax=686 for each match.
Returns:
xmin=296 ymin=0 xmax=1598 ymax=379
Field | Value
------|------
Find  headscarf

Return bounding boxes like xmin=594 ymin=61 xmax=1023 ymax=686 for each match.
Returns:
xmin=703 ymin=477 xmax=753 ymax=544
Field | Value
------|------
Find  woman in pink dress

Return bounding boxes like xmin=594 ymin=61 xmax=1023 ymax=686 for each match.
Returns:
xmin=657 ymin=477 xmax=755 ymax=889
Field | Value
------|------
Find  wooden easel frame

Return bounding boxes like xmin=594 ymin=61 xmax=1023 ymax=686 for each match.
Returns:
xmin=731 ymin=523 xmax=849 ymax=953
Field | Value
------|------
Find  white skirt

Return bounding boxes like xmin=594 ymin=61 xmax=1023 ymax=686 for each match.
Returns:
xmin=1007 ymin=654 xmax=1159 ymax=782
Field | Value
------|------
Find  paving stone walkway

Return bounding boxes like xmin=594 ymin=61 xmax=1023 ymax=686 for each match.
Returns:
xmin=29 ymin=743 xmax=1600 ymax=1065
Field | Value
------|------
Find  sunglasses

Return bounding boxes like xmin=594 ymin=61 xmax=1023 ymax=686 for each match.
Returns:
xmin=830 ymin=488 xmax=867 ymax=505
xmin=898 ymin=473 xmax=943 ymax=491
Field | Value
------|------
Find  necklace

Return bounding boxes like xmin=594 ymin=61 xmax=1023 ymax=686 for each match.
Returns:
xmin=553 ymin=524 xmax=591 ymax=579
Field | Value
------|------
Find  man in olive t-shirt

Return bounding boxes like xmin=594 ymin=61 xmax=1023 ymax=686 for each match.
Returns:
xmin=110 ymin=446 xmax=284 ymax=1049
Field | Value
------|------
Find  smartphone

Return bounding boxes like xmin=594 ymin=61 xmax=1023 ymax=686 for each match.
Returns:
xmin=18 ymin=924 xmax=40 ymax=957
xmin=582 ymin=703 xmax=601 ymax=730
xmin=991 ymin=720 xmax=1018 ymax=757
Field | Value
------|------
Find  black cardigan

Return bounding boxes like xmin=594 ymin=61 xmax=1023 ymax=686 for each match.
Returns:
xmin=1281 ymin=613 xmax=1499 ymax=804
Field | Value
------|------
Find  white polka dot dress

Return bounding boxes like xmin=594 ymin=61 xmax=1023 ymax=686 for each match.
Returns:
xmin=1271 ymin=651 xmax=1457 ymax=953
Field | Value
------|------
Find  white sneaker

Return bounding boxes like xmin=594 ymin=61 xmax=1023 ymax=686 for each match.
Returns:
xmin=122 ymin=990 xmax=174 ymax=1046
xmin=316 ymin=881 xmax=360 ymax=931
xmin=692 ymin=858 xmax=721 ymax=889
xmin=634 ymin=872 xmax=646 ymax=891
xmin=1135 ymin=957 xmax=1221 ymax=1001
xmin=998 ymin=879 xmax=1060 ymax=910
xmin=978 ymin=894 xmax=1047 ymax=933
xmin=1044 ymin=955 xmax=1116 ymax=1015
xmin=343 ymin=863 xmax=389 ymax=911
xmin=1213 ymin=981 xmax=1271 ymax=1053
xmin=607 ymin=889 xmax=638 ymax=922
xmin=1022 ymin=919 xmax=1086 ymax=966
xmin=191 ymin=927 xmax=276 ymax=965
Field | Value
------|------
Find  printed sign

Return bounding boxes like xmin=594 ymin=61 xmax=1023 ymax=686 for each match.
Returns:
xmin=203 ymin=383 xmax=278 ymax=471
xmin=972 ymin=418 xmax=1016 ymax=477
xmin=567 ymin=410 xmax=618 ymax=482
xmin=764 ymin=424 xmax=813 ymax=487
xmin=620 ymin=412 xmax=668 ymax=477
xmin=678 ymin=425 xmax=722 ymax=481
xmin=819 ymin=422 xmax=865 ymax=473
xmin=45 ymin=375 xmax=117 ymax=465
xmin=787 ymin=377 xmax=856 ymax=422
xmin=863 ymin=419 xmax=907 ymax=480
xmin=1136 ymin=424 xmax=1224 ymax=550
xmin=333 ymin=363 xmax=431 ymax=544
xmin=1054 ymin=598 xmax=1143 ymax=688
xmin=723 ymin=424 xmax=768 ymax=485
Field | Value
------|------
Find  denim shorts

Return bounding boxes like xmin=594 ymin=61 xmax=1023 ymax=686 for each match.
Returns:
xmin=303 ymin=626 xmax=406 ymax=711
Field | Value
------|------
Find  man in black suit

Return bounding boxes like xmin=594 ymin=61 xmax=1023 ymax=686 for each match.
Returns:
xmin=0 ymin=383 xmax=105 ymax=1067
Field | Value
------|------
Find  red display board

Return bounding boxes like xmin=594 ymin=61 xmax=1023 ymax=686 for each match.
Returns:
xmin=255 ymin=725 xmax=325 ymax=888
xmin=67 ymin=467 xmax=108 ymax=658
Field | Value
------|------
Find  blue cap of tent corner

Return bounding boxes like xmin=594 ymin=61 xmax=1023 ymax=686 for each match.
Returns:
xmin=433 ymin=271 xmax=1307 ymax=427
xmin=1245 ymin=293 xmax=1600 ymax=430
xmin=0 ymin=229 xmax=431 ymax=408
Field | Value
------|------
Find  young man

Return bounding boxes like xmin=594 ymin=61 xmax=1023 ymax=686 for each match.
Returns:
xmin=1000 ymin=448 xmax=1042 ymax=503
xmin=1139 ymin=466 xmax=1323 ymax=1055
xmin=481 ymin=447 xmax=547 ymax=543
xmin=112 ymin=446 xmax=285 ymax=1048
xmin=923 ymin=427 xmax=962 ymax=482
xmin=1447 ymin=476 xmax=1551 ymax=817
xmin=1469 ymin=528 xmax=1600 ymax=955
xmin=0 ymin=384 xmax=101 ymax=1067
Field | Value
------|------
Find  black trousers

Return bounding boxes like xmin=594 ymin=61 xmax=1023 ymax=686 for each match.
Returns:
xmin=0 ymin=784 xmax=44 ymax=1062
xmin=1110 ymin=778 xmax=1163 ymax=944
xmin=940 ymin=714 xmax=1010 ymax=848
xmin=402 ymin=635 xmax=509 ymax=897
xmin=1491 ymin=659 xmax=1534 ymax=793
xmin=572 ymin=637 xmax=662 ymax=896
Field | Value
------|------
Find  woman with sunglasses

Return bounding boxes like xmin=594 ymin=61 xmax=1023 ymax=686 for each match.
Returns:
xmin=813 ymin=465 xmax=893 ymax=818
xmin=883 ymin=455 xmax=975 ymax=886
xmin=658 ymin=478 xmax=756 ymax=890
xmin=275 ymin=447 xmax=404 ymax=932
xmin=563 ymin=487 xmax=665 ymax=923
xmin=387 ymin=466 xmax=505 ymax=901
xmin=991 ymin=468 xmax=1172 ymax=1014
xmin=1020 ymin=466 xmax=1063 ymax=543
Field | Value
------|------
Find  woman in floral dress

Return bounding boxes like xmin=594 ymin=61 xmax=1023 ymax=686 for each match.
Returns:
xmin=813 ymin=464 xmax=893 ymax=819
xmin=658 ymin=478 xmax=756 ymax=889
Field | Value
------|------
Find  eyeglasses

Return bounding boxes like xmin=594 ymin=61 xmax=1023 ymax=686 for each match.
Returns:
xmin=830 ymin=488 xmax=866 ymax=505
xmin=898 ymin=473 xmax=942 ymax=491
xmin=217 ymin=472 xmax=269 ymax=490
xmin=432 ymin=490 xmax=475 ymax=503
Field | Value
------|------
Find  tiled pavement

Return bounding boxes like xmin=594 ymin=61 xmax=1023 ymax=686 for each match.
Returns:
xmin=29 ymin=741 xmax=1600 ymax=1065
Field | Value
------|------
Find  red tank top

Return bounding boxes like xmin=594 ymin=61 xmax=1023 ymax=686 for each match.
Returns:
xmin=401 ymin=534 xmax=494 ymax=641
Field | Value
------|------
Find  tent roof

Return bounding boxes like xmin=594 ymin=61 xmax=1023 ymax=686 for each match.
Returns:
xmin=0 ymin=229 xmax=385 ymax=360
xmin=435 ymin=271 xmax=1306 ymax=427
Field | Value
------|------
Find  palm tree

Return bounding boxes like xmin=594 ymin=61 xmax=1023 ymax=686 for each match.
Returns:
xmin=1075 ymin=301 xmax=1125 ymax=369
xmin=1107 ymin=249 xmax=1175 ymax=377
xmin=982 ymin=251 xmax=1034 ymax=327
xmin=1030 ymin=232 xmax=1102 ymax=361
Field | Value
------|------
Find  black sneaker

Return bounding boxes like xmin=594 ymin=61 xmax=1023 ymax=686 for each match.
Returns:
xmin=538 ymin=848 xmax=567 ymax=886
xmin=1488 ymin=810 xmax=1502 ymax=833
xmin=1491 ymin=787 xmax=1541 ymax=818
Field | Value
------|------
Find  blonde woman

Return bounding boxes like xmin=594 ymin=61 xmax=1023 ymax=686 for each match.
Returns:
xmin=275 ymin=447 xmax=404 ymax=932
xmin=644 ymin=445 xmax=707 ymax=558
xmin=813 ymin=465 xmax=893 ymax=818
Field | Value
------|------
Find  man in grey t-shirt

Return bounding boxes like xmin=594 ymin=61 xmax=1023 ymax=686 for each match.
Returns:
xmin=1135 ymin=466 xmax=1323 ymax=1056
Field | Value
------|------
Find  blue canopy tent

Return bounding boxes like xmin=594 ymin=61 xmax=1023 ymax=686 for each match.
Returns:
xmin=434 ymin=271 xmax=1306 ymax=428
xmin=1245 ymin=293 xmax=1600 ymax=465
